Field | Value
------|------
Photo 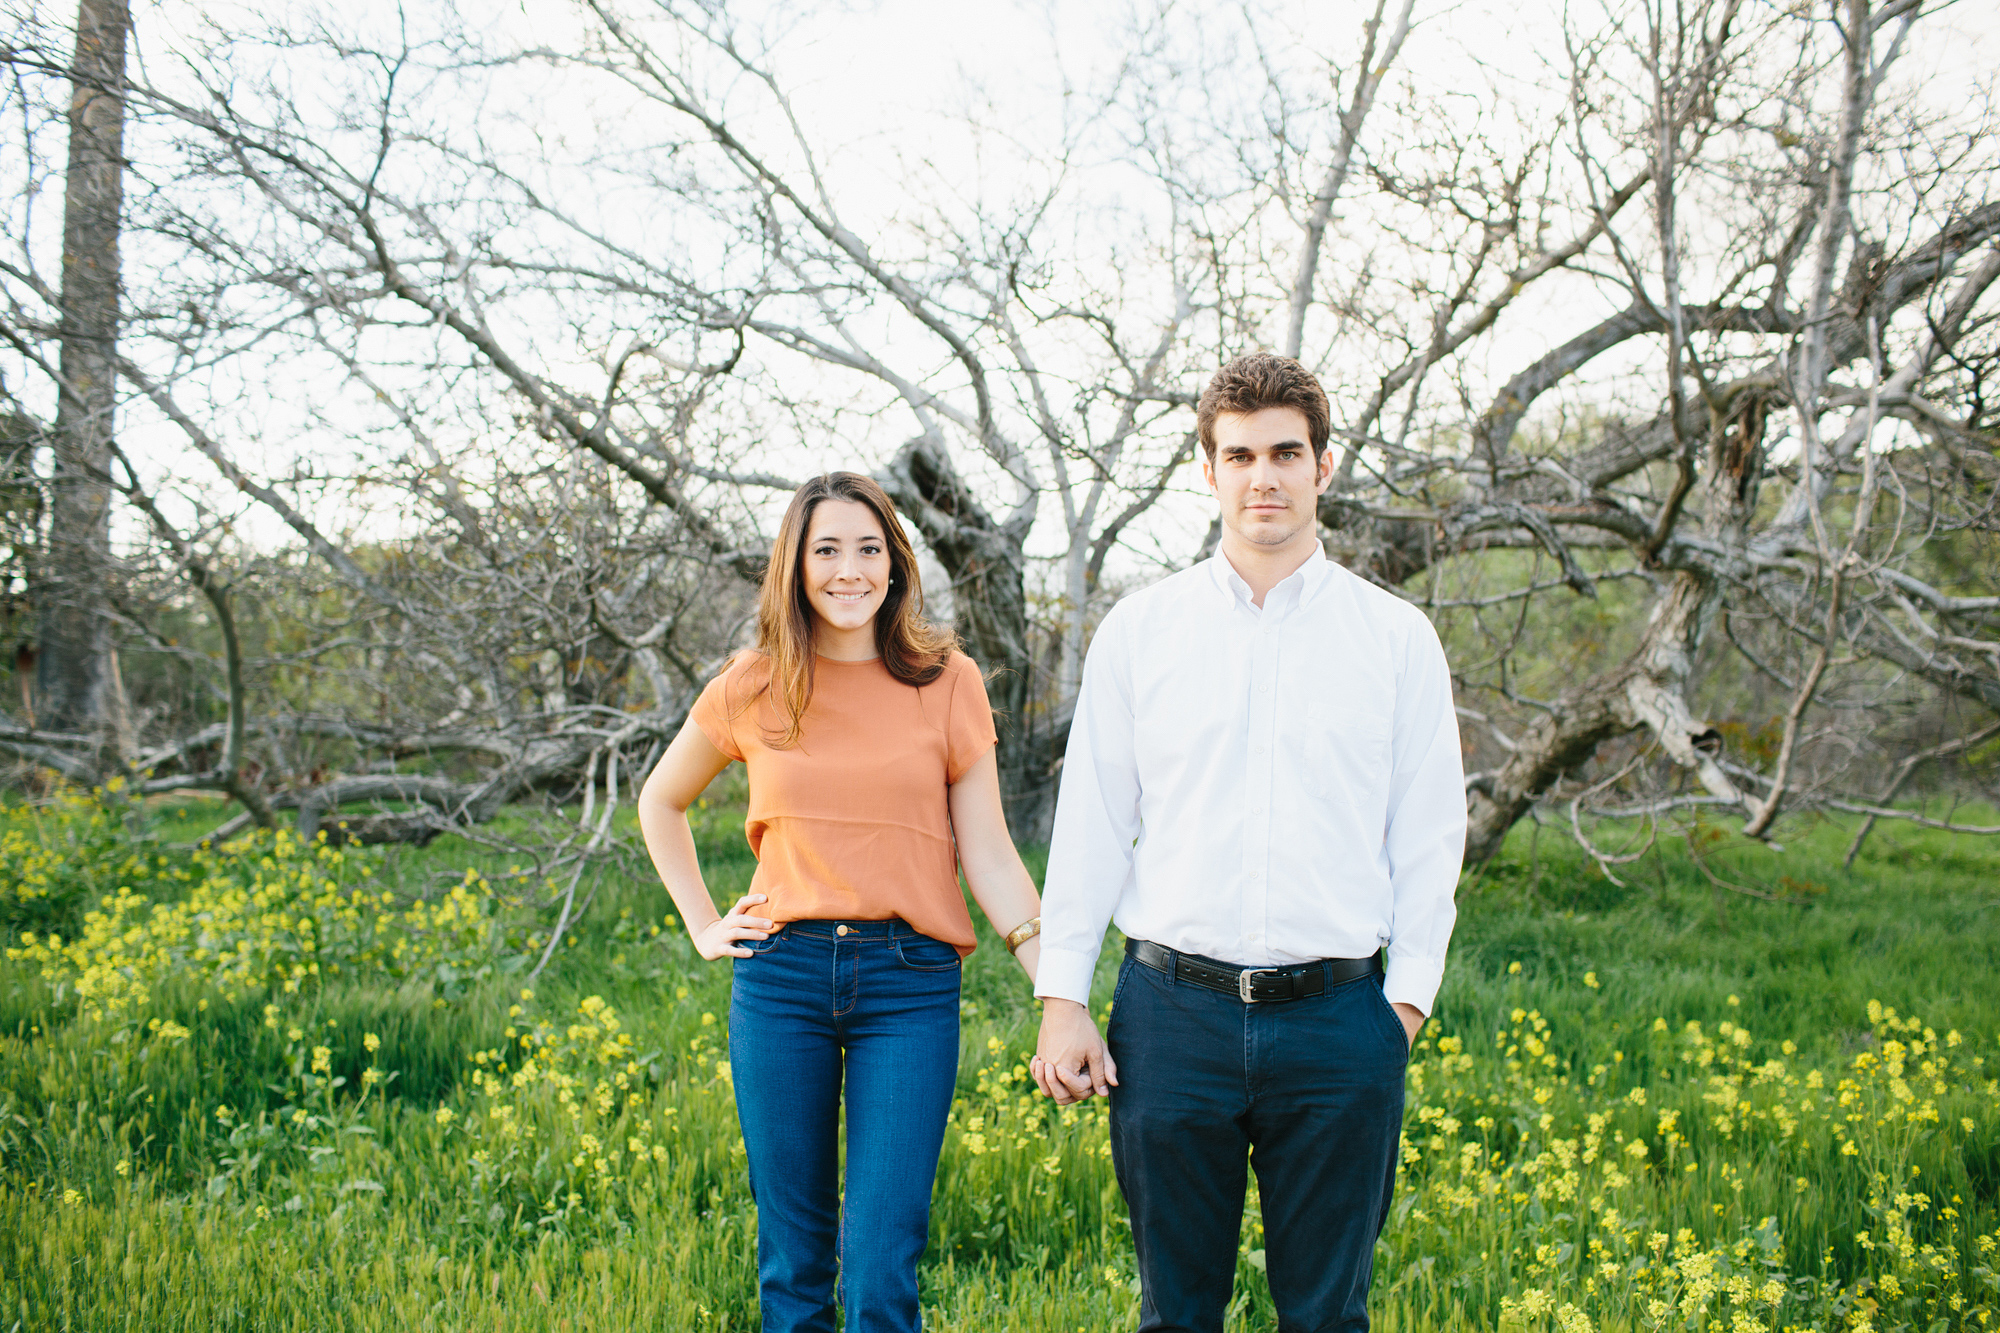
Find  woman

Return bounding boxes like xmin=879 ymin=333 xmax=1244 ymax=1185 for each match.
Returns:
xmin=637 ymin=472 xmax=1043 ymax=1333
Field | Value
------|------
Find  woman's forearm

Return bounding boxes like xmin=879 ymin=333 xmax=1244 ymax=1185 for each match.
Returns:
xmin=949 ymin=748 xmax=1044 ymax=981
xmin=636 ymin=722 xmax=737 ymax=944
xmin=637 ymin=794 xmax=722 ymax=940
xmin=963 ymin=855 xmax=1042 ymax=981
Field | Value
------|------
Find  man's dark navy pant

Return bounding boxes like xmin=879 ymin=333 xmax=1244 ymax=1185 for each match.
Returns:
xmin=1106 ymin=949 xmax=1409 ymax=1333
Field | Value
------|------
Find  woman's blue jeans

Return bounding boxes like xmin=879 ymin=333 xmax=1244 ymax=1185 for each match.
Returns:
xmin=728 ymin=918 xmax=962 ymax=1333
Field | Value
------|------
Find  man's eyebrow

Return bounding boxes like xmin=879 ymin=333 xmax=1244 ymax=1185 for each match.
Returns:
xmin=1219 ymin=439 xmax=1308 ymax=453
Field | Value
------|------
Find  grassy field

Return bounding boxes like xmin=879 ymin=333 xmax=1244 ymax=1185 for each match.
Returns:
xmin=2 ymin=785 xmax=1997 ymax=1332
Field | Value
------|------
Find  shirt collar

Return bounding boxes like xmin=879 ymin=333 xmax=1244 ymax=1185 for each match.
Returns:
xmin=1207 ymin=544 xmax=1332 ymax=612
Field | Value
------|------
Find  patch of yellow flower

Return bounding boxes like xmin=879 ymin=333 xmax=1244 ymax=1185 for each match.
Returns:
xmin=6 ymin=826 xmax=510 ymax=1020
xmin=455 ymin=994 xmax=691 ymax=1225
xmin=944 ymin=1033 xmax=1115 ymax=1172
xmin=0 ymin=785 xmax=140 ymax=917
xmin=1403 ymin=998 xmax=1997 ymax=1332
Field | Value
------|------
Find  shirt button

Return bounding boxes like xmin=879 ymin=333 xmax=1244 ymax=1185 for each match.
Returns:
xmin=836 ymin=925 xmax=850 ymax=936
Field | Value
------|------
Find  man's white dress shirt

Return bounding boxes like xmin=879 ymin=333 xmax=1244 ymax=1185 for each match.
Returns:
xmin=1035 ymin=548 xmax=1466 ymax=1016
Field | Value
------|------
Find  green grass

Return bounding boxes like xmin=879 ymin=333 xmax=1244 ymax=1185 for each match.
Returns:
xmin=2 ymin=792 xmax=1997 ymax=1331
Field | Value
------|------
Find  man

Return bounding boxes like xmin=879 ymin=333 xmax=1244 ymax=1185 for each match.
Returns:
xmin=1030 ymin=352 xmax=1465 ymax=1333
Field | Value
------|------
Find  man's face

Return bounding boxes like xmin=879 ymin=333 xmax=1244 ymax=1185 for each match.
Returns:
xmin=1202 ymin=407 xmax=1333 ymax=549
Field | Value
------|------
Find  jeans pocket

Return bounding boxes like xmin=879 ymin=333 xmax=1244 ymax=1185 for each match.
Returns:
xmin=1110 ymin=957 xmax=1133 ymax=1010
xmin=737 ymin=929 xmax=785 ymax=957
xmin=1369 ymin=980 xmax=1411 ymax=1055
xmin=893 ymin=934 xmax=963 ymax=971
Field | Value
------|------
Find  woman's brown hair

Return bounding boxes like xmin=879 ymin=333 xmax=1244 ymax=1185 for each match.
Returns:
xmin=748 ymin=472 xmax=957 ymax=748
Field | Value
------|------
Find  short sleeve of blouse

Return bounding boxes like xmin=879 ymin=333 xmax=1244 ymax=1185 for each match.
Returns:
xmin=688 ymin=664 xmax=746 ymax=762
xmin=945 ymin=654 xmax=999 ymax=783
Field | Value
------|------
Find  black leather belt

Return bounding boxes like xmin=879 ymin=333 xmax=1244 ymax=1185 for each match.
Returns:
xmin=1126 ymin=939 xmax=1380 ymax=1004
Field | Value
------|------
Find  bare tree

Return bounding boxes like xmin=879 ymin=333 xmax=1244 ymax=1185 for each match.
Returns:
xmin=2 ymin=1 xmax=1293 ymax=834
xmin=1268 ymin=0 xmax=2000 ymax=860
xmin=35 ymin=0 xmax=130 ymax=765
xmin=2 ymin=0 xmax=1991 ymax=872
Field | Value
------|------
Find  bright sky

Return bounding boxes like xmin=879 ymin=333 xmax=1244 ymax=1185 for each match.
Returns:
xmin=44 ymin=0 xmax=2000 ymax=562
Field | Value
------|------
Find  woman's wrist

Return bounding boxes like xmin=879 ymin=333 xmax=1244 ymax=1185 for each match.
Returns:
xmin=1010 ymin=934 xmax=1039 ymax=982
xmin=677 ymin=905 xmax=720 ymax=945
xmin=1003 ymin=915 xmax=1041 ymax=954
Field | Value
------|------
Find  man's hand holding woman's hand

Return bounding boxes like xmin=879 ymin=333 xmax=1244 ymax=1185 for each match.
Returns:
xmin=1031 ymin=998 xmax=1118 ymax=1105
xmin=1028 ymin=995 xmax=1418 ymax=1107
xmin=695 ymin=892 xmax=774 ymax=960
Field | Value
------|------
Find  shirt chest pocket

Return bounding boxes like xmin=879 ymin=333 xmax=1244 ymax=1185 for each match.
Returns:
xmin=1296 ymin=703 xmax=1392 ymax=796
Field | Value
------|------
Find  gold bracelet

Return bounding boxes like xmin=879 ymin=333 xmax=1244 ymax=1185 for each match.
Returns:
xmin=1003 ymin=916 xmax=1042 ymax=954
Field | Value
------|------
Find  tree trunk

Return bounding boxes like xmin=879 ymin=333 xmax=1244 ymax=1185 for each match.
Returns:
xmin=876 ymin=436 xmax=1064 ymax=839
xmin=1463 ymin=568 xmax=1742 ymax=862
xmin=38 ymin=0 xmax=131 ymax=767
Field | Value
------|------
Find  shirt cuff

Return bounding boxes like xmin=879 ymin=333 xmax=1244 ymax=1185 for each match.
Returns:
xmin=1032 ymin=945 xmax=1101 ymax=1007
xmin=1383 ymin=954 xmax=1446 ymax=1017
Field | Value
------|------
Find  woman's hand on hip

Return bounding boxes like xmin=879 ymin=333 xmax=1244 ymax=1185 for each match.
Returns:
xmin=694 ymin=893 xmax=774 ymax=960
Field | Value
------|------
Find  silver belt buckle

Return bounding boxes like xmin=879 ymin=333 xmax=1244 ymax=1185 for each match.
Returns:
xmin=1238 ymin=968 xmax=1278 ymax=1003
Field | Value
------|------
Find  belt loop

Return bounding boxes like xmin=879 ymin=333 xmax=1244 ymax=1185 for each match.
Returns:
xmin=1162 ymin=943 xmax=1178 ymax=987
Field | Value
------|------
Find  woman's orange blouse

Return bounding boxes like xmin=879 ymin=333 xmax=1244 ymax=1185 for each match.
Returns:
xmin=689 ymin=650 xmax=998 ymax=956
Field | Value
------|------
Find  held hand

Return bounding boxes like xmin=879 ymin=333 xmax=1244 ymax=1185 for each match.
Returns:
xmin=1391 ymin=1000 xmax=1424 ymax=1049
xmin=693 ymin=893 xmax=773 ymax=961
xmin=1031 ymin=998 xmax=1118 ymax=1106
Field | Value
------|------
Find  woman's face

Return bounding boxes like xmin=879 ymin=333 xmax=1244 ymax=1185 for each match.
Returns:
xmin=803 ymin=498 xmax=892 ymax=641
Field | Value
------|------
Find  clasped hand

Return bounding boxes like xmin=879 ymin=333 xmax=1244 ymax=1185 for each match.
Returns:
xmin=1030 ymin=998 xmax=1118 ymax=1106
xmin=695 ymin=892 xmax=774 ymax=960
xmin=1030 ymin=995 xmax=1422 ymax=1106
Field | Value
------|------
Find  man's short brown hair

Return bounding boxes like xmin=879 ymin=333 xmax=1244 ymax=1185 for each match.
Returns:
xmin=1195 ymin=352 xmax=1332 ymax=463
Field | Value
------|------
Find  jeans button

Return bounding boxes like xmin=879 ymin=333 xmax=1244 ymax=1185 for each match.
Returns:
xmin=836 ymin=925 xmax=850 ymax=936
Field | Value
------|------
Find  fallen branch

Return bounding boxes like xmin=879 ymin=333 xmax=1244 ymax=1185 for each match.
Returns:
xmin=1842 ymin=721 xmax=2000 ymax=865
xmin=1822 ymin=799 xmax=2000 ymax=836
